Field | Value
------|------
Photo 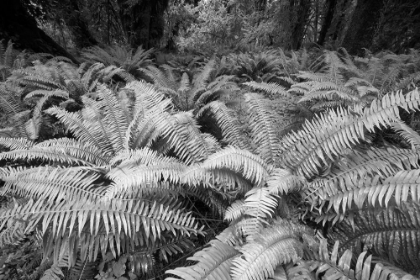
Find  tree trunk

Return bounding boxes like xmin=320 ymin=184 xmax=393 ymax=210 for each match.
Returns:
xmin=0 ymin=1 xmax=77 ymax=62
xmin=318 ymin=0 xmax=337 ymax=46
xmin=117 ymin=0 xmax=169 ymax=49
xmin=341 ymin=0 xmax=384 ymax=54
xmin=290 ymin=0 xmax=311 ymax=50
xmin=64 ymin=0 xmax=98 ymax=49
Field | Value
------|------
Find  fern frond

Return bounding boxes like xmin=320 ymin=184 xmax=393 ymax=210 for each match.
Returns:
xmin=281 ymin=89 xmax=420 ymax=178
xmin=192 ymin=59 xmax=216 ymax=92
xmin=178 ymin=72 xmax=190 ymax=93
xmin=184 ymin=146 xmax=269 ymax=187
xmin=268 ymin=263 xmax=313 ymax=280
xmin=24 ymin=89 xmax=69 ymax=100
xmin=329 ymin=202 xmax=420 ymax=273
xmin=40 ymin=263 xmax=64 ymax=280
xmin=243 ymin=187 xmax=278 ymax=220
xmin=318 ymin=169 xmax=420 ymax=219
xmin=215 ymin=224 xmax=243 ymax=246
xmin=244 ymin=81 xmax=289 ymax=97
xmin=46 ymin=106 xmax=114 ymax=155
xmin=36 ymin=138 xmax=111 ymax=165
xmin=96 ymin=85 xmax=128 ymax=153
xmin=391 ymin=121 xmax=420 ymax=149
xmin=299 ymin=87 xmax=359 ymax=103
xmin=40 ymin=253 xmax=97 ymax=280
xmin=125 ymin=80 xmax=170 ymax=115
xmin=197 ymin=101 xmax=249 ymax=149
xmin=267 ymin=168 xmax=305 ymax=195
xmin=0 ymin=137 xmax=33 ymax=150
xmin=225 ymin=200 xmax=246 ymax=222
xmin=157 ymin=235 xmax=195 ymax=263
xmin=0 ymin=199 xmax=204 ymax=260
xmin=193 ymin=89 xmax=225 ymax=112
xmin=104 ymin=161 xmax=186 ymax=198
xmin=245 ymin=93 xmax=281 ymax=165
xmin=231 ymin=220 xmax=303 ymax=280
xmin=304 ymin=147 xmax=420 ymax=206
xmin=306 ymin=240 xmax=415 ymax=280
xmin=0 ymin=166 xmax=105 ymax=202
xmin=166 ymin=240 xmax=239 ymax=280
xmin=168 ymin=112 xmax=212 ymax=163
xmin=142 ymin=65 xmax=178 ymax=90
xmin=0 ymin=226 xmax=27 ymax=247
xmin=0 ymin=138 xmax=111 ymax=166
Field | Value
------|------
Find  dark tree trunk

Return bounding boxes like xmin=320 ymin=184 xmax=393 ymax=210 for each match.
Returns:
xmin=370 ymin=0 xmax=420 ymax=53
xmin=341 ymin=0 xmax=384 ymax=54
xmin=64 ymin=0 xmax=98 ymax=49
xmin=117 ymin=0 xmax=169 ymax=49
xmin=318 ymin=0 xmax=337 ymax=46
xmin=0 ymin=1 xmax=77 ymax=62
xmin=290 ymin=0 xmax=311 ymax=50
xmin=255 ymin=0 xmax=267 ymax=11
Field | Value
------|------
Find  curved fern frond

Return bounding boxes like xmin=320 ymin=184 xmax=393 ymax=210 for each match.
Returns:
xmin=157 ymin=235 xmax=195 ymax=263
xmin=243 ymin=187 xmax=278 ymax=220
xmin=197 ymin=101 xmax=249 ymax=149
xmin=142 ymin=65 xmax=178 ymax=90
xmin=231 ymin=220 xmax=303 ymax=280
xmin=225 ymin=200 xmax=247 ymax=222
xmin=125 ymin=80 xmax=170 ymax=115
xmin=0 ymin=198 xmax=204 ymax=261
xmin=267 ymin=168 xmax=305 ymax=195
xmin=0 ymin=226 xmax=27 ymax=247
xmin=192 ymin=59 xmax=216 ymax=92
xmin=329 ymin=202 xmax=420 ymax=273
xmin=281 ymin=89 xmax=420 ymax=178
xmin=244 ymin=81 xmax=290 ymax=97
xmin=104 ymin=161 xmax=186 ymax=199
xmin=304 ymin=147 xmax=420 ymax=206
xmin=0 ymin=138 xmax=111 ymax=166
xmin=317 ymin=169 xmax=420 ymax=221
xmin=24 ymin=89 xmax=69 ymax=100
xmin=245 ymin=93 xmax=281 ymax=165
xmin=46 ymin=106 xmax=114 ymax=155
xmin=0 ymin=137 xmax=33 ymax=150
xmin=391 ymin=121 xmax=420 ymax=149
xmin=268 ymin=263 xmax=313 ymax=280
xmin=96 ymin=85 xmax=128 ymax=153
xmin=0 ymin=166 xmax=105 ymax=202
xmin=184 ymin=146 xmax=269 ymax=188
xmin=306 ymin=240 xmax=416 ymax=280
xmin=166 ymin=240 xmax=239 ymax=280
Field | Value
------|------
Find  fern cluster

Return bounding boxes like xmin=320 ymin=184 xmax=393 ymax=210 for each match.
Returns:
xmin=1 ymin=46 xmax=420 ymax=280
xmin=167 ymin=88 xmax=420 ymax=279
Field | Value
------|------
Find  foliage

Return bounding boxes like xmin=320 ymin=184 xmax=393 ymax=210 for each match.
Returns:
xmin=81 ymin=45 xmax=154 ymax=79
xmin=173 ymin=0 xmax=241 ymax=54
xmin=164 ymin=50 xmax=420 ymax=280
xmin=2 ymin=45 xmax=420 ymax=280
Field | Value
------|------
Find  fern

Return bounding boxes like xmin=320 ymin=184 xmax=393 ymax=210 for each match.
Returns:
xmin=82 ymin=44 xmax=154 ymax=78
xmin=304 ymin=240 xmax=417 ymax=280
xmin=304 ymin=146 xmax=420 ymax=209
xmin=142 ymin=59 xmax=238 ymax=114
xmin=167 ymin=240 xmax=239 ymax=280
xmin=329 ymin=202 xmax=420 ymax=274
xmin=245 ymin=93 xmax=281 ymax=165
xmin=197 ymin=101 xmax=249 ymax=149
xmin=244 ymin=81 xmax=290 ymax=98
xmin=280 ymin=89 xmax=420 ymax=178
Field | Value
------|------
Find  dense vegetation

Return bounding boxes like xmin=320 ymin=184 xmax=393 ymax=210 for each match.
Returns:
xmin=1 ymin=1 xmax=420 ymax=280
